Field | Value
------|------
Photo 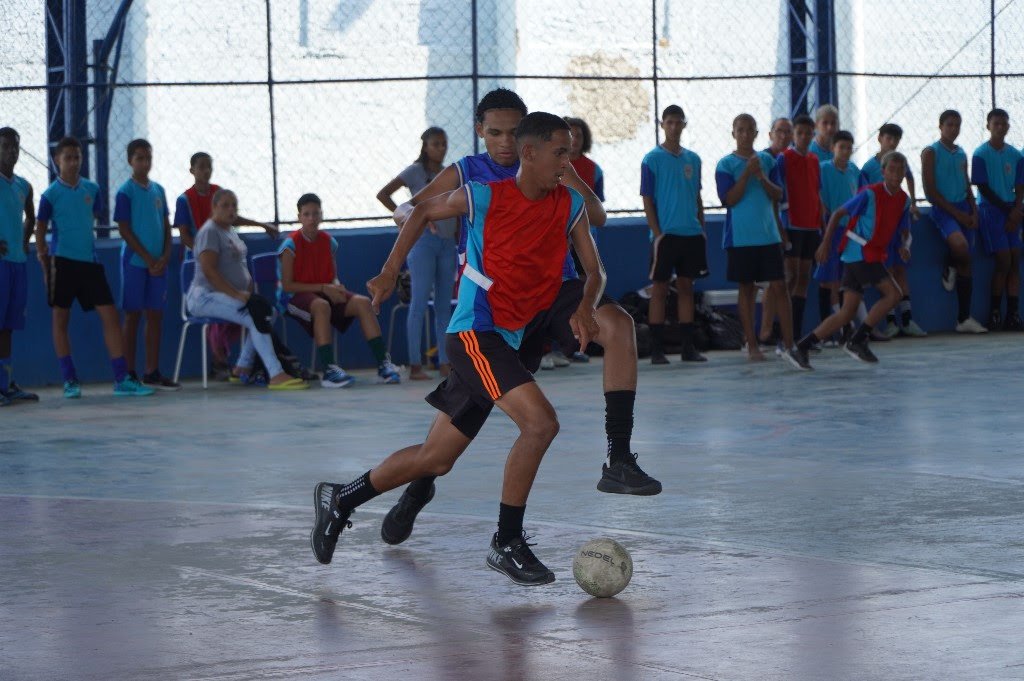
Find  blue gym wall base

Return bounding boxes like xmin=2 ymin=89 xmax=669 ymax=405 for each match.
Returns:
xmin=10 ymin=209 xmax=1007 ymax=387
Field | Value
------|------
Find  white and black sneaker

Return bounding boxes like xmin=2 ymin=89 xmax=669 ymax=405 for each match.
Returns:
xmin=486 ymin=532 xmax=555 ymax=586
xmin=844 ymin=338 xmax=878 ymax=364
xmin=784 ymin=346 xmax=812 ymax=371
xmin=380 ymin=482 xmax=435 ymax=545
xmin=310 ymin=482 xmax=353 ymax=565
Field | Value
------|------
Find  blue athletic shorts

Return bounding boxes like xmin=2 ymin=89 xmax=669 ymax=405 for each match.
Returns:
xmin=0 ymin=260 xmax=28 ymax=330
xmin=931 ymin=201 xmax=976 ymax=250
xmin=120 ymin=249 xmax=168 ymax=312
xmin=813 ymin=227 xmax=844 ymax=283
xmin=978 ymin=202 xmax=1022 ymax=255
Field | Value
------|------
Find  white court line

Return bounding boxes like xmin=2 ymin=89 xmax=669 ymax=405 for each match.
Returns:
xmin=3 ymin=492 xmax=1022 ymax=581
xmin=176 ymin=565 xmax=429 ymax=625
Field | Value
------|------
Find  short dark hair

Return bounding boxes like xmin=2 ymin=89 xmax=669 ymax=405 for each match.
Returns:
xmin=832 ymin=130 xmax=854 ymax=145
xmin=55 ymin=137 xmax=82 ymax=155
xmin=661 ymin=104 xmax=685 ymax=121
xmin=475 ymin=88 xmax=527 ymax=123
xmin=297 ymin=192 xmax=321 ymax=211
xmin=732 ymin=113 xmax=757 ymax=129
xmin=563 ymin=116 xmax=593 ymax=154
xmin=878 ymin=123 xmax=903 ymax=139
xmin=793 ymin=114 xmax=816 ymax=129
xmin=0 ymin=127 xmax=20 ymax=144
xmin=190 ymin=151 xmax=212 ymax=167
xmin=514 ymin=112 xmax=571 ymax=147
xmin=127 ymin=138 xmax=151 ymax=161
xmin=987 ymin=108 xmax=1009 ymax=123
xmin=939 ymin=110 xmax=961 ymax=125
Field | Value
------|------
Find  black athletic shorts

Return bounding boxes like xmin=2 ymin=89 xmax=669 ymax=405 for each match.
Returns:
xmin=48 ymin=256 xmax=115 ymax=311
xmin=425 ymin=331 xmax=534 ymax=439
xmin=517 ymin=277 xmax=618 ymax=373
xmin=726 ymin=244 xmax=785 ymax=284
xmin=785 ymin=228 xmax=821 ymax=260
xmin=840 ymin=261 xmax=892 ymax=294
xmin=649 ymin=233 xmax=710 ymax=282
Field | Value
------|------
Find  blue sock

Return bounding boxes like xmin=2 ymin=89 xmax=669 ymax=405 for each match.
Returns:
xmin=0 ymin=357 xmax=10 ymax=393
xmin=58 ymin=355 xmax=77 ymax=383
xmin=111 ymin=356 xmax=128 ymax=383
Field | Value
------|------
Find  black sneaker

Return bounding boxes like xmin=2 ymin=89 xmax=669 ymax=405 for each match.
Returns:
xmin=784 ymin=347 xmax=812 ymax=371
xmin=310 ymin=482 xmax=353 ymax=565
xmin=988 ymin=310 xmax=1003 ymax=332
xmin=486 ymin=532 xmax=555 ymax=586
xmin=844 ymin=338 xmax=878 ymax=363
xmin=4 ymin=382 xmax=40 ymax=402
xmin=597 ymin=454 xmax=662 ymax=495
xmin=650 ymin=349 xmax=670 ymax=365
xmin=143 ymin=371 xmax=182 ymax=391
xmin=1004 ymin=312 xmax=1023 ymax=331
xmin=380 ymin=482 xmax=435 ymax=545
xmin=680 ymin=344 xmax=707 ymax=362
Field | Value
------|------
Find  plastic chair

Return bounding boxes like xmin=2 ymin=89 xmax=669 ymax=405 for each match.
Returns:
xmin=251 ymin=251 xmax=334 ymax=368
xmin=173 ymin=259 xmax=240 ymax=389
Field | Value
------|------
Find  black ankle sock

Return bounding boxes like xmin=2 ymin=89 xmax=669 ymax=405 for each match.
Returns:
xmin=497 ymin=503 xmax=526 ymax=545
xmin=852 ymin=323 xmax=872 ymax=343
xmin=817 ymin=287 xmax=832 ymax=323
xmin=1009 ymin=296 xmax=1019 ymax=316
xmin=791 ymin=296 xmax=806 ymax=340
xmin=900 ymin=295 xmax=912 ymax=326
xmin=797 ymin=332 xmax=819 ymax=352
xmin=335 ymin=471 xmax=380 ymax=511
xmin=406 ymin=476 xmax=436 ymax=502
xmin=991 ymin=295 xmax=1002 ymax=316
xmin=605 ymin=390 xmax=635 ymax=465
xmin=956 ymin=275 xmax=972 ymax=322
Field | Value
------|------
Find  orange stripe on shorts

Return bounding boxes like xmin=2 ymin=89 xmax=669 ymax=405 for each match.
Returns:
xmin=459 ymin=331 xmax=501 ymax=400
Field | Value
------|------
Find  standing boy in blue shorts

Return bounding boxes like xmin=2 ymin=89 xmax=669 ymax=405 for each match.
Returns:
xmin=716 ymin=114 xmax=807 ymax=370
xmin=794 ymin=152 xmax=911 ymax=367
xmin=36 ymin=137 xmax=154 ymax=398
xmin=860 ymin=123 xmax=924 ymax=337
xmin=971 ymin=109 xmax=1024 ymax=330
xmin=311 ymin=113 xmax=604 ymax=586
xmin=922 ymin=110 xmax=986 ymax=333
xmin=115 ymin=138 xmax=180 ymax=390
xmin=772 ymin=114 xmax=824 ymax=340
xmin=0 ymin=127 xmax=38 ymax=406
xmin=641 ymin=104 xmax=707 ymax=364
xmin=815 ymin=130 xmax=860 ymax=339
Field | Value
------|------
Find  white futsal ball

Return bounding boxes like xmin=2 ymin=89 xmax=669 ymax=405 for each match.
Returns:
xmin=573 ymin=538 xmax=633 ymax=598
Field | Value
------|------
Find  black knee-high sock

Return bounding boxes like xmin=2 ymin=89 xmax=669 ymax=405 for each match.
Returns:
xmin=335 ymin=471 xmax=381 ymax=511
xmin=497 ymin=503 xmax=526 ymax=545
xmin=817 ymin=286 xmax=831 ymax=323
xmin=956 ymin=275 xmax=972 ymax=322
xmin=991 ymin=294 xmax=1002 ymax=316
xmin=406 ymin=476 xmax=436 ymax=502
xmin=649 ymin=323 xmax=665 ymax=352
xmin=605 ymin=390 xmax=635 ymax=465
xmin=1009 ymin=295 xmax=1019 ymax=316
xmin=791 ymin=295 xmax=807 ymax=340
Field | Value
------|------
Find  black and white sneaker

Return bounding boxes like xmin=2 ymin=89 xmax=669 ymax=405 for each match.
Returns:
xmin=844 ymin=338 xmax=878 ymax=364
xmin=380 ymin=482 xmax=435 ymax=545
xmin=310 ymin=482 xmax=353 ymax=565
xmin=784 ymin=347 xmax=812 ymax=371
xmin=486 ymin=532 xmax=555 ymax=586
xmin=597 ymin=454 xmax=662 ymax=495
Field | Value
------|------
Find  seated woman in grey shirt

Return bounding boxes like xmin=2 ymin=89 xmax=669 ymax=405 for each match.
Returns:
xmin=185 ymin=189 xmax=307 ymax=390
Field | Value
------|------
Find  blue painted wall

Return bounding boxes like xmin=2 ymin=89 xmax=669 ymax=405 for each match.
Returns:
xmin=9 ymin=210 xmax=1006 ymax=386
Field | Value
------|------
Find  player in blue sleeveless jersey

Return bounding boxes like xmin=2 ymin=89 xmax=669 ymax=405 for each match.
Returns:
xmin=0 ymin=127 xmax=38 ymax=406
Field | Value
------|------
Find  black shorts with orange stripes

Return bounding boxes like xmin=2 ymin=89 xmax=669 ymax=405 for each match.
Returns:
xmin=424 ymin=330 xmax=535 ymax=439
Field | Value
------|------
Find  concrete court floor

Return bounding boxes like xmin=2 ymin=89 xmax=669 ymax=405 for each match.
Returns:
xmin=2 ymin=333 xmax=1024 ymax=681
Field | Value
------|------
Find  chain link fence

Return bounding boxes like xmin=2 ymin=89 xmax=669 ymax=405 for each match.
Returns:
xmin=3 ymin=0 xmax=1024 ymax=231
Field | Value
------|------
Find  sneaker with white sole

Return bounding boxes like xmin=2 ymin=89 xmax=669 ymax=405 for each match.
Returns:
xmin=486 ymin=532 xmax=555 ymax=586
xmin=548 ymin=351 xmax=570 ymax=368
xmin=955 ymin=317 xmax=988 ymax=334
xmin=784 ymin=347 xmax=813 ymax=371
xmin=539 ymin=354 xmax=555 ymax=370
xmin=844 ymin=338 xmax=878 ymax=363
xmin=113 ymin=376 xmax=156 ymax=396
xmin=899 ymin=319 xmax=927 ymax=337
xmin=377 ymin=356 xmax=401 ymax=384
xmin=320 ymin=364 xmax=355 ymax=389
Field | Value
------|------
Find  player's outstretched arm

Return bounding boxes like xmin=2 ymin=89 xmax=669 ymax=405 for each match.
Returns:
xmin=568 ymin=209 xmax=605 ymax=349
xmin=370 ymin=188 xmax=469 ymax=313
